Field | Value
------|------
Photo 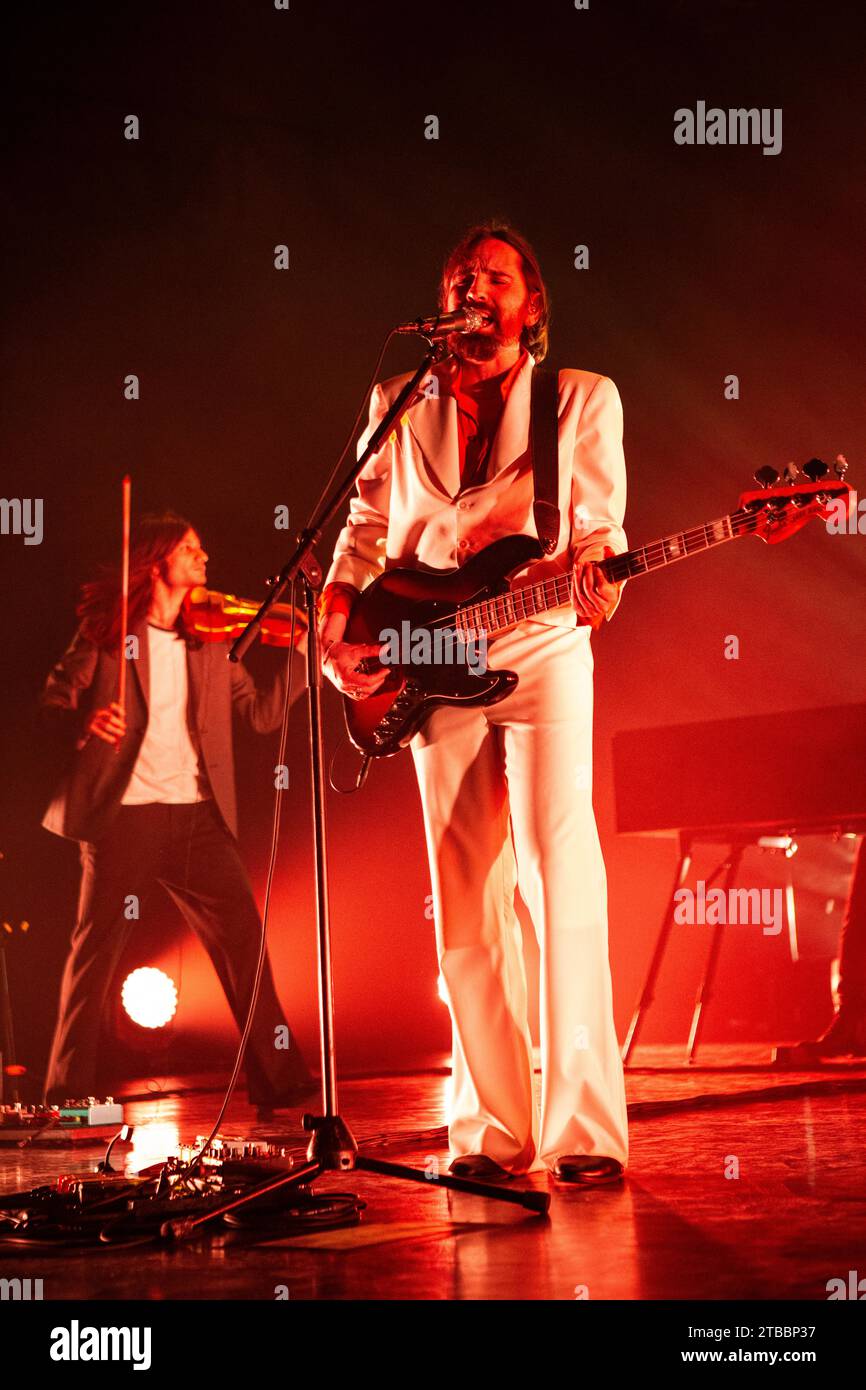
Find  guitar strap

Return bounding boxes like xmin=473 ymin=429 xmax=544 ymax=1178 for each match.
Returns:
xmin=530 ymin=367 xmax=560 ymax=554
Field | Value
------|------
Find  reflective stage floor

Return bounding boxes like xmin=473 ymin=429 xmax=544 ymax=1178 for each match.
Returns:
xmin=2 ymin=1047 xmax=864 ymax=1301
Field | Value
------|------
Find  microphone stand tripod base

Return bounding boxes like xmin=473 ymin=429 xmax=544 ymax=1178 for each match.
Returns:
xmin=302 ymin=1111 xmax=358 ymax=1170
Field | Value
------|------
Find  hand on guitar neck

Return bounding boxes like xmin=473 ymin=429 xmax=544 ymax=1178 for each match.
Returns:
xmin=571 ymin=545 xmax=623 ymax=630
xmin=317 ymin=465 xmax=853 ymax=756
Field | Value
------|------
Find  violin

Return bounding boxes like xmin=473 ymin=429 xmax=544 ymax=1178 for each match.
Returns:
xmin=183 ymin=587 xmax=308 ymax=649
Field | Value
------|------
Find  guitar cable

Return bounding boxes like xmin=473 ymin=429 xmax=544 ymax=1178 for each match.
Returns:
xmin=328 ymin=743 xmax=372 ymax=795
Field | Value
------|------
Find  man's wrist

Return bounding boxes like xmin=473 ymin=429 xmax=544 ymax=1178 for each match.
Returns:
xmin=317 ymin=581 xmax=359 ymax=627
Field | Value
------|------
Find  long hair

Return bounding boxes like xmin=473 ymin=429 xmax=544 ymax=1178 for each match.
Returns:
xmin=77 ymin=510 xmax=195 ymax=649
xmin=437 ymin=221 xmax=551 ymax=364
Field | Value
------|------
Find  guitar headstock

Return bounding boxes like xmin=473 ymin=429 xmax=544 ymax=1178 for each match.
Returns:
xmin=737 ymin=456 xmax=854 ymax=545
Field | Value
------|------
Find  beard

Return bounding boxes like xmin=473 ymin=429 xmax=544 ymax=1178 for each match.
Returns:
xmin=451 ymin=319 xmax=523 ymax=364
xmin=455 ymin=331 xmax=499 ymax=361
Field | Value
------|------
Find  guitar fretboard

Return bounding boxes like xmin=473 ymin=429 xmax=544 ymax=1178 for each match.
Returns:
xmin=455 ymin=508 xmax=753 ymax=639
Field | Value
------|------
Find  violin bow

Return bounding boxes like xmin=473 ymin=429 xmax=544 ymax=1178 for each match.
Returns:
xmin=117 ymin=474 xmax=131 ymax=715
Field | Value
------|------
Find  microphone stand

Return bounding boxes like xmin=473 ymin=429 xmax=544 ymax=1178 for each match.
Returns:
xmin=226 ymin=335 xmax=549 ymax=1221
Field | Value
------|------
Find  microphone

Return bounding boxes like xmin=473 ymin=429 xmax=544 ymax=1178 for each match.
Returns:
xmin=395 ymin=307 xmax=491 ymax=338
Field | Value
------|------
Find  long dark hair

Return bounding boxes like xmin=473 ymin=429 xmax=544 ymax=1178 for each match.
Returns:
xmin=438 ymin=221 xmax=551 ymax=364
xmin=78 ymin=510 xmax=195 ymax=649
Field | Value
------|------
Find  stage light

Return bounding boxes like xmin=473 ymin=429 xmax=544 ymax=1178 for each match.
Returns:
xmin=121 ymin=968 xmax=178 ymax=1029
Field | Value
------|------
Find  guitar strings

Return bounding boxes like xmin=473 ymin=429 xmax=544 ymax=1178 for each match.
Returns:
xmin=417 ymin=505 xmax=791 ymax=635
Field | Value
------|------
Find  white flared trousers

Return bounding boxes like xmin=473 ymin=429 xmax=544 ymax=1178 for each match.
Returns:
xmin=410 ymin=620 xmax=628 ymax=1174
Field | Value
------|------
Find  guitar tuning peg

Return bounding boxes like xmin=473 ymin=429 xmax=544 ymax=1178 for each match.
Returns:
xmin=834 ymin=454 xmax=849 ymax=479
xmin=754 ymin=466 xmax=780 ymax=489
xmin=803 ymin=457 xmax=829 ymax=481
xmin=782 ymin=462 xmax=799 ymax=483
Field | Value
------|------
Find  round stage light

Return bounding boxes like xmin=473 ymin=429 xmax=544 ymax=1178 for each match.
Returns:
xmin=121 ymin=967 xmax=178 ymax=1029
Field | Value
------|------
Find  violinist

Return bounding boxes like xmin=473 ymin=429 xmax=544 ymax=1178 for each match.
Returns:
xmin=39 ymin=510 xmax=316 ymax=1114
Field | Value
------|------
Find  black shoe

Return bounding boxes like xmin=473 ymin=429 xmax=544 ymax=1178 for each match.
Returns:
xmin=448 ymin=1155 xmax=515 ymax=1181
xmin=551 ymin=1155 xmax=625 ymax=1185
xmin=773 ymin=1012 xmax=866 ymax=1068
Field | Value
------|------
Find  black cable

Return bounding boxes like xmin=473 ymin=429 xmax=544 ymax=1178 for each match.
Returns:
xmin=328 ymin=738 xmax=373 ymax=794
xmin=0 ymin=1159 xmax=364 ymax=1249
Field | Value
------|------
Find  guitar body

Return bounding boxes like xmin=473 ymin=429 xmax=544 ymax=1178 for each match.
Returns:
xmin=338 ymin=461 xmax=852 ymax=758
xmin=343 ymin=534 xmax=544 ymax=756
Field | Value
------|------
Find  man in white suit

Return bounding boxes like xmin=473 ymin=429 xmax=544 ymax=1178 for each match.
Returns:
xmin=318 ymin=224 xmax=628 ymax=1184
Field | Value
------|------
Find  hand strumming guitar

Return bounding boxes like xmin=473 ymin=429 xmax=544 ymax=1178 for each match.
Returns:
xmin=319 ymin=608 xmax=388 ymax=702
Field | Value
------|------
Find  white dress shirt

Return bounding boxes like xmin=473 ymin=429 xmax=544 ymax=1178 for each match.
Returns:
xmin=121 ymin=624 xmax=208 ymax=805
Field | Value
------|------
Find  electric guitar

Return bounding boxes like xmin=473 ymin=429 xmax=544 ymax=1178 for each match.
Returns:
xmin=341 ymin=458 xmax=853 ymax=758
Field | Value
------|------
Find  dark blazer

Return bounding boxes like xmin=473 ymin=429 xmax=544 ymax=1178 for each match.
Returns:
xmin=40 ymin=620 xmax=306 ymax=843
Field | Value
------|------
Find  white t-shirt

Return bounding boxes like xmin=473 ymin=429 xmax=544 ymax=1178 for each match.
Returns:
xmin=121 ymin=624 xmax=209 ymax=805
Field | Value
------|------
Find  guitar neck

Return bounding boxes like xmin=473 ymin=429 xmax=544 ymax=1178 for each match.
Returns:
xmin=459 ymin=507 xmax=756 ymax=638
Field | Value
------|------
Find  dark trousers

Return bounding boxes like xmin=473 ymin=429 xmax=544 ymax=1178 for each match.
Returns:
xmin=840 ymin=835 xmax=866 ymax=1013
xmin=43 ymin=800 xmax=314 ymax=1105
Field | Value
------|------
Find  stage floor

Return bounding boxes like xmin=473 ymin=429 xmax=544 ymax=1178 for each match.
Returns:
xmin=2 ymin=1047 xmax=865 ymax=1301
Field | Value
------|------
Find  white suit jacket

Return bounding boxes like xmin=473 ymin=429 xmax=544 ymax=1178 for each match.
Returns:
xmin=324 ymin=351 xmax=628 ymax=628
